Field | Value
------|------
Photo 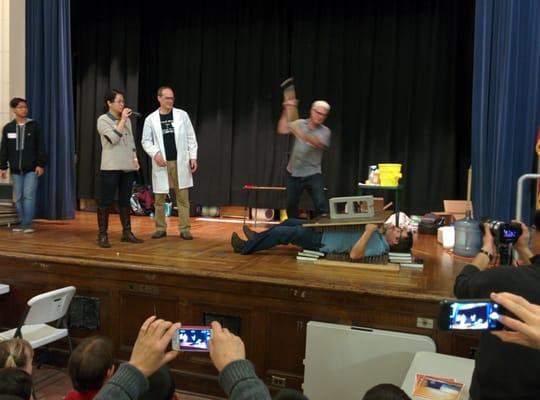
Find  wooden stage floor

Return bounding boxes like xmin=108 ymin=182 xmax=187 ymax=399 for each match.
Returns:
xmin=0 ymin=211 xmax=467 ymax=301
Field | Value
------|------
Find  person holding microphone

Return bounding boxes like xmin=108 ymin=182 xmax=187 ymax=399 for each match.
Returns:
xmin=96 ymin=89 xmax=143 ymax=248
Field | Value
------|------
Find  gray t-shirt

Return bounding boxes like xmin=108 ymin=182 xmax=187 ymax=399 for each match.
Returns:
xmin=287 ymin=119 xmax=331 ymax=177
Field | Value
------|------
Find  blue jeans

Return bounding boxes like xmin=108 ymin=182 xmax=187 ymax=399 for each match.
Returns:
xmin=286 ymin=173 xmax=328 ymax=218
xmin=241 ymin=218 xmax=323 ymax=254
xmin=12 ymin=172 xmax=38 ymax=228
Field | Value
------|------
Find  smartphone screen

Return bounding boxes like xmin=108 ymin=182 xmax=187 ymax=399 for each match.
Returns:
xmin=438 ymin=299 xmax=504 ymax=331
xmin=172 ymin=326 xmax=212 ymax=351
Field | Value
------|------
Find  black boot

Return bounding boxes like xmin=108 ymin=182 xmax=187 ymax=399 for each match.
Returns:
xmin=119 ymin=207 xmax=144 ymax=243
xmin=97 ymin=207 xmax=111 ymax=248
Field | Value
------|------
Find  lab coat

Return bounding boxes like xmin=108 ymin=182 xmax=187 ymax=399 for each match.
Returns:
xmin=141 ymin=108 xmax=198 ymax=193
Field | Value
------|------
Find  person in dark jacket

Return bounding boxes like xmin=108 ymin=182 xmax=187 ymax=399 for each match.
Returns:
xmin=0 ymin=98 xmax=47 ymax=233
xmin=454 ymin=221 xmax=540 ymax=400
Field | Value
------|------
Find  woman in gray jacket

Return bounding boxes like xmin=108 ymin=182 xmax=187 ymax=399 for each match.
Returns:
xmin=96 ymin=89 xmax=143 ymax=248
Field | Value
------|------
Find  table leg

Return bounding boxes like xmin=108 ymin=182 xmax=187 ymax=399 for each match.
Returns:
xmin=395 ymin=188 xmax=400 ymax=226
xmin=254 ymin=190 xmax=258 ymax=227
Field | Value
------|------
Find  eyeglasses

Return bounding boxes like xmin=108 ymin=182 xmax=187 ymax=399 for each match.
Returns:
xmin=160 ymin=96 xmax=175 ymax=101
xmin=313 ymin=109 xmax=328 ymax=117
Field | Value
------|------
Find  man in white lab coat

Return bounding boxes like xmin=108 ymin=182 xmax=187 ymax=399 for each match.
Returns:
xmin=142 ymin=87 xmax=198 ymax=240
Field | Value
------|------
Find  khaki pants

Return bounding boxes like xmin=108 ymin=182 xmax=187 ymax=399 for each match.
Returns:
xmin=154 ymin=160 xmax=191 ymax=233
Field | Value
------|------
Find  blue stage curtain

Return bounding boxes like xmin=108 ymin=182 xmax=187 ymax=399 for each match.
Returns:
xmin=471 ymin=0 xmax=540 ymax=223
xmin=26 ymin=0 xmax=76 ymax=219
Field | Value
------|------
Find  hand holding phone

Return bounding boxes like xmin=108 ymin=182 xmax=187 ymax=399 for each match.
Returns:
xmin=438 ymin=299 xmax=505 ymax=331
xmin=171 ymin=326 xmax=212 ymax=351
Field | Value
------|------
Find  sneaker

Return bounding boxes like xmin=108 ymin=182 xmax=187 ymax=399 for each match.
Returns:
xmin=151 ymin=231 xmax=167 ymax=239
xmin=242 ymin=224 xmax=256 ymax=240
xmin=180 ymin=231 xmax=193 ymax=240
xmin=23 ymin=228 xmax=35 ymax=234
xmin=12 ymin=227 xmax=24 ymax=232
xmin=231 ymin=232 xmax=246 ymax=254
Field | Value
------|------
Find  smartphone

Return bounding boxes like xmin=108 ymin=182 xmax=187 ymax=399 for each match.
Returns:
xmin=438 ymin=299 xmax=505 ymax=331
xmin=171 ymin=326 xmax=212 ymax=351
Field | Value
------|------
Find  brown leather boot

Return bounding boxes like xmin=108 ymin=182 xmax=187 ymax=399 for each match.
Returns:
xmin=97 ymin=207 xmax=111 ymax=248
xmin=119 ymin=207 xmax=143 ymax=243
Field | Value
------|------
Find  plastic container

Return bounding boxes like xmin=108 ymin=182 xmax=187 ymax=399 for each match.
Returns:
xmin=453 ymin=210 xmax=482 ymax=257
xmin=368 ymin=165 xmax=379 ymax=184
xmin=378 ymin=163 xmax=402 ymax=186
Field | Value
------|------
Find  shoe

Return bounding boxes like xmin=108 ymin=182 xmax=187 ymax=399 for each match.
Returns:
xmin=23 ymin=228 xmax=35 ymax=234
xmin=242 ymin=225 xmax=256 ymax=240
xmin=180 ymin=231 xmax=193 ymax=240
xmin=97 ymin=207 xmax=111 ymax=248
xmin=12 ymin=227 xmax=23 ymax=232
xmin=151 ymin=231 xmax=167 ymax=239
xmin=121 ymin=231 xmax=144 ymax=243
xmin=119 ymin=207 xmax=143 ymax=243
xmin=231 ymin=232 xmax=246 ymax=254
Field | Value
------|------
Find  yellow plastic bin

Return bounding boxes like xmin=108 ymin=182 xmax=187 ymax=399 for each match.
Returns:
xmin=378 ymin=163 xmax=402 ymax=186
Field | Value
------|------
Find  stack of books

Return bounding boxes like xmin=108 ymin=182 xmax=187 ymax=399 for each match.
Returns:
xmin=389 ymin=252 xmax=424 ymax=269
xmin=412 ymin=374 xmax=464 ymax=400
xmin=296 ymin=249 xmax=325 ymax=262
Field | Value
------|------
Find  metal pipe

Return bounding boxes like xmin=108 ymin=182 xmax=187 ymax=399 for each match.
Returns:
xmin=516 ymin=174 xmax=540 ymax=220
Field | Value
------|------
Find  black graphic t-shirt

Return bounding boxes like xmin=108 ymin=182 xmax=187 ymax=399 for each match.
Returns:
xmin=160 ymin=111 xmax=177 ymax=160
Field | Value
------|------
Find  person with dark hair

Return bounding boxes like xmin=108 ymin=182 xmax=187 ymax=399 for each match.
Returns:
xmin=454 ymin=221 xmax=540 ymax=399
xmin=0 ymin=97 xmax=47 ymax=233
xmin=96 ymin=89 xmax=143 ymax=248
xmin=65 ymin=336 xmax=115 ymax=400
xmin=362 ymin=384 xmax=411 ymax=400
xmin=142 ymin=86 xmax=198 ymax=240
xmin=277 ymin=99 xmax=332 ymax=219
xmin=0 ymin=368 xmax=32 ymax=400
xmin=231 ymin=221 xmax=412 ymax=258
xmin=138 ymin=365 xmax=179 ymax=400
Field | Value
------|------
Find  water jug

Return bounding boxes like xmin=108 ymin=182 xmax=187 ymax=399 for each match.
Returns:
xmin=454 ymin=210 xmax=482 ymax=257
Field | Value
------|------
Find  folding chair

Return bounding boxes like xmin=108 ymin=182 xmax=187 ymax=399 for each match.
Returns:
xmin=0 ymin=286 xmax=76 ymax=352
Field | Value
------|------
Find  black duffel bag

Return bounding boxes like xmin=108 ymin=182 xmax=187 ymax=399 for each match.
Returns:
xmin=418 ymin=213 xmax=445 ymax=235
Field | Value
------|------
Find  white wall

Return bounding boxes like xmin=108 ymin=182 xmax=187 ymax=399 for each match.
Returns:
xmin=0 ymin=0 xmax=25 ymax=126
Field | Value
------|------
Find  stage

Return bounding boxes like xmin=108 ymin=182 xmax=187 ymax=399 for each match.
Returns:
xmin=0 ymin=212 xmax=479 ymax=396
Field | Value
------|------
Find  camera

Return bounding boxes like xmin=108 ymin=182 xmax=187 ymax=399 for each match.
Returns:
xmin=479 ymin=219 xmax=522 ymax=245
xmin=438 ymin=299 xmax=505 ymax=331
xmin=171 ymin=326 xmax=212 ymax=352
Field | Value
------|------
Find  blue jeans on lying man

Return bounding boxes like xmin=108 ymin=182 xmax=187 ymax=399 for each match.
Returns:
xmin=12 ymin=171 xmax=38 ymax=229
xmin=241 ymin=218 xmax=323 ymax=254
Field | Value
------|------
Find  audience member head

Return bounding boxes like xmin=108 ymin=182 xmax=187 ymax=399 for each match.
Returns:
xmin=0 ymin=339 xmax=33 ymax=375
xmin=0 ymin=368 xmax=32 ymax=400
xmin=138 ymin=365 xmax=178 ymax=400
xmin=68 ymin=336 xmax=114 ymax=393
xmin=362 ymin=384 xmax=411 ymax=400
